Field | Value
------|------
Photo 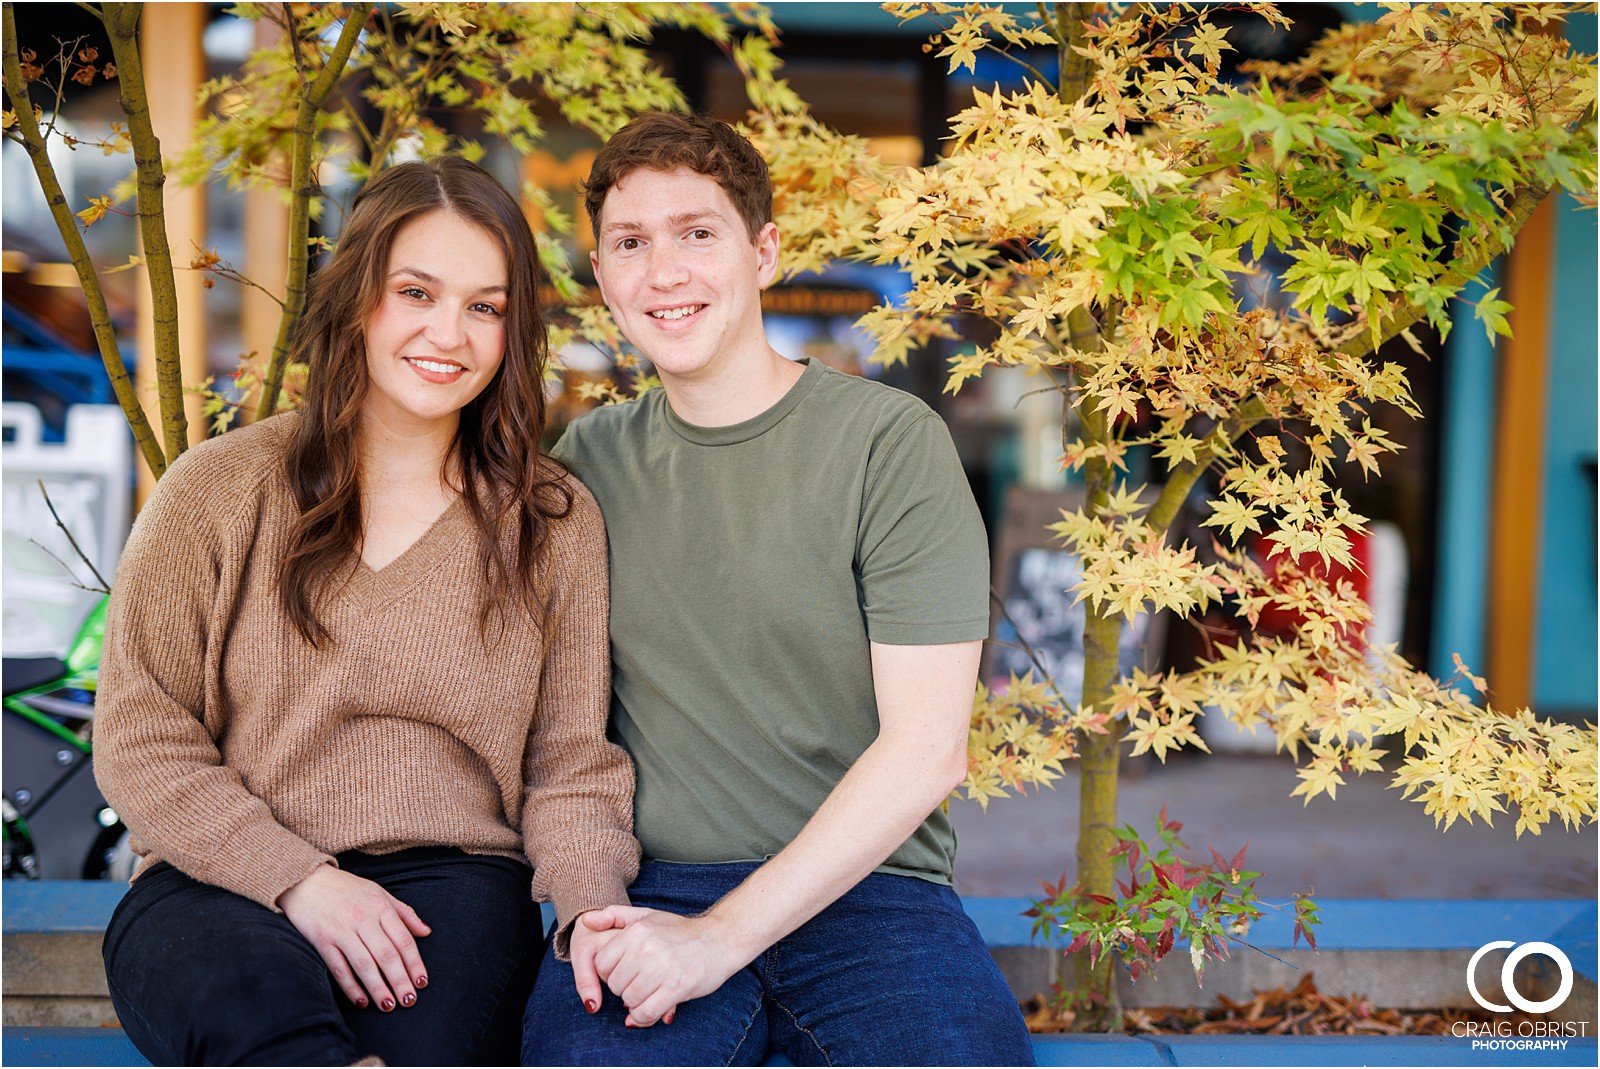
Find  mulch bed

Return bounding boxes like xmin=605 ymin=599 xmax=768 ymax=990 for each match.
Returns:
xmin=1024 ymin=973 xmax=1543 ymax=1035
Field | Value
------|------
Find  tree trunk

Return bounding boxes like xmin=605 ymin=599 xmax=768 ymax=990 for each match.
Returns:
xmin=1055 ymin=2 xmax=1126 ymax=1030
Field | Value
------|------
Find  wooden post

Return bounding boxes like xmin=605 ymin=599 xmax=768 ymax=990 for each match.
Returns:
xmin=1487 ymin=195 xmax=1555 ymax=710
xmin=238 ymin=16 xmax=289 ymax=421
xmin=132 ymin=2 xmax=207 ymax=503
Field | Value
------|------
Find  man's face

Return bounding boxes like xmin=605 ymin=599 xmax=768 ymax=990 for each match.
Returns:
xmin=590 ymin=166 xmax=779 ymax=384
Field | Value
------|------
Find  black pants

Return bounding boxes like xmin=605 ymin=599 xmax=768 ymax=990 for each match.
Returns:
xmin=103 ymin=846 xmax=540 ymax=1067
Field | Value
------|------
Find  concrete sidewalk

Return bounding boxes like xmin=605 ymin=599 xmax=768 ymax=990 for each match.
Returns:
xmin=948 ymin=752 xmax=1597 ymax=899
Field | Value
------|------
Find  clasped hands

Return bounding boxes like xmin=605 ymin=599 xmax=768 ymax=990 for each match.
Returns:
xmin=569 ymin=906 xmax=746 ymax=1028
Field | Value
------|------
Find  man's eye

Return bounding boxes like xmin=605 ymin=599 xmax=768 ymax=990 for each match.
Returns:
xmin=617 ymin=237 xmax=641 ymax=251
xmin=689 ymin=228 xmax=712 ymax=240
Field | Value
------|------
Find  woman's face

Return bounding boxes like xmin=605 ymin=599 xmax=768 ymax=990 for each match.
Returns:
xmin=361 ymin=210 xmax=509 ymax=433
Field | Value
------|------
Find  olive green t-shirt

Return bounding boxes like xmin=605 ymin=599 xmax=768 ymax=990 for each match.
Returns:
xmin=552 ymin=358 xmax=989 ymax=883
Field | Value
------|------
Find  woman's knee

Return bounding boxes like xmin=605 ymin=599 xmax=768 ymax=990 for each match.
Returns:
xmin=104 ymin=874 xmax=355 ymax=1066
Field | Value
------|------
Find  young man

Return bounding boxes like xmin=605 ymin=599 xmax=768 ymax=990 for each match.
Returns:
xmin=521 ymin=112 xmax=1034 ymax=1067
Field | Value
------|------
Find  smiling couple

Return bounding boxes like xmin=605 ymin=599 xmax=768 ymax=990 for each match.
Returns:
xmin=94 ymin=114 xmax=1032 ymax=1067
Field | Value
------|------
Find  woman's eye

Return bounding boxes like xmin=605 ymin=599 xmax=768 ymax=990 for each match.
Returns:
xmin=471 ymin=302 xmax=503 ymax=317
xmin=401 ymin=286 xmax=429 ymax=300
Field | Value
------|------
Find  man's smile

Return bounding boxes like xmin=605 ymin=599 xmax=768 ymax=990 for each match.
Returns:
xmin=647 ymin=303 xmax=706 ymax=322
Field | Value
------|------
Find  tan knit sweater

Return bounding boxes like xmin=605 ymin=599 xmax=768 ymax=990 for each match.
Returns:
xmin=94 ymin=413 xmax=640 ymax=938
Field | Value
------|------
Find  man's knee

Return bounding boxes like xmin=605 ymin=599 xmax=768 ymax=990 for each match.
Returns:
xmin=523 ymin=953 xmax=769 ymax=1067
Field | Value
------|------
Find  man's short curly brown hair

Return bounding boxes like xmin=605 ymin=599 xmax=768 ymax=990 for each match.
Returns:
xmin=584 ymin=112 xmax=772 ymax=243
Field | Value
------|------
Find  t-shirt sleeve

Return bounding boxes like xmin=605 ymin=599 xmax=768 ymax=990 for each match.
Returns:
xmin=548 ymin=420 xmax=578 ymax=468
xmin=856 ymin=410 xmax=991 ymax=645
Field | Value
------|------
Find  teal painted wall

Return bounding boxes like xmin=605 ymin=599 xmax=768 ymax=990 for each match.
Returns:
xmin=1532 ymin=13 xmax=1598 ymax=712
xmin=1431 ymin=273 xmax=1498 ymax=683
xmin=1532 ymin=191 xmax=1598 ymax=711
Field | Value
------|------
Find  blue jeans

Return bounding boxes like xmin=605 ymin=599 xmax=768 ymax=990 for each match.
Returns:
xmin=521 ymin=860 xmax=1034 ymax=1066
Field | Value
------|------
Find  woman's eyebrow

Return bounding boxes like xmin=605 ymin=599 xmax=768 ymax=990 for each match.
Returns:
xmin=387 ymin=267 xmax=507 ymax=295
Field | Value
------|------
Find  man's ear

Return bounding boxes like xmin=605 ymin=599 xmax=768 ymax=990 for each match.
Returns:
xmin=754 ymin=221 xmax=780 ymax=290
xmin=590 ymin=248 xmax=608 ymax=304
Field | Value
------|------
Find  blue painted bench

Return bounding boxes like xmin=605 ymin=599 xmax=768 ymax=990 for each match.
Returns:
xmin=5 ymin=884 xmax=1596 ymax=1067
xmin=7 ymin=1028 xmax=1598 ymax=1067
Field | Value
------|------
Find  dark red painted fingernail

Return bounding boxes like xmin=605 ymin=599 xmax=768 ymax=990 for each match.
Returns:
xmin=584 ymin=998 xmax=598 ymax=1014
xmin=626 ymin=1021 xmax=641 ymax=1029
xmin=416 ymin=974 xmax=428 ymax=988
xmin=664 ymin=1010 xmax=675 ymax=1025
xmin=380 ymin=997 xmax=395 ymax=1012
xmin=400 ymin=992 xmax=416 ymax=1007
xmin=356 ymin=997 xmax=368 ymax=1009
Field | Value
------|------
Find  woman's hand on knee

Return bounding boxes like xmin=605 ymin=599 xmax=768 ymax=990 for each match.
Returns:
xmin=279 ymin=865 xmax=432 ymax=1012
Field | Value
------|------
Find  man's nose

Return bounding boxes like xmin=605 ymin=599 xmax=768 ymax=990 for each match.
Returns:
xmin=646 ymin=245 xmax=690 ymax=288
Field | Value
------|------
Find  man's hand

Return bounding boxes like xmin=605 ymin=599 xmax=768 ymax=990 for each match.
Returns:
xmin=585 ymin=905 xmax=750 ymax=1027
xmin=279 ymin=864 xmax=431 ymax=1012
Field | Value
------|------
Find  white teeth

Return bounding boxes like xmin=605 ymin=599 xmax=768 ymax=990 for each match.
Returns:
xmin=649 ymin=305 xmax=703 ymax=321
xmin=409 ymin=359 xmax=463 ymax=374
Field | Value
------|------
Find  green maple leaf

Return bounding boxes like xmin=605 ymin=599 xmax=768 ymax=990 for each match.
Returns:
xmin=1474 ymin=286 xmax=1514 ymax=340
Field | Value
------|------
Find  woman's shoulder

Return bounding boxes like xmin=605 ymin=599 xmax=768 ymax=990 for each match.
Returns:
xmin=137 ymin=413 xmax=299 ymax=532
xmin=158 ymin=412 xmax=299 ymax=493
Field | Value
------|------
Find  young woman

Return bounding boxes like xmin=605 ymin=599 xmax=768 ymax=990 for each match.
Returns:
xmin=95 ymin=158 xmax=639 ymax=1067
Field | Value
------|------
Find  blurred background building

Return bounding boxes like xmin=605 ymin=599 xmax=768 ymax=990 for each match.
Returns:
xmin=3 ymin=1 xmax=1595 ymax=725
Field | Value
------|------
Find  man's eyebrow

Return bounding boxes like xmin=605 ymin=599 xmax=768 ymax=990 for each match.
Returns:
xmin=387 ymin=267 xmax=506 ymax=295
xmin=600 ymin=209 xmax=727 ymax=236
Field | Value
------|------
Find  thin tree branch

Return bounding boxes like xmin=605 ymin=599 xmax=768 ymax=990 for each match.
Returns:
xmin=1143 ymin=396 xmax=1269 ymax=536
xmin=980 ymin=41 xmax=1053 ymax=87
xmin=256 ymin=2 xmax=372 ymax=419
xmin=990 ymin=588 xmax=1077 ymax=713
xmin=187 ymin=241 xmax=287 ymax=310
xmin=37 ymin=480 xmax=112 ymax=593
xmin=2 ymin=3 xmax=166 ymax=477
xmin=104 ymin=1 xmax=188 ymax=461
xmin=282 ymin=2 xmax=308 ymax=82
xmin=26 ymin=538 xmax=107 ymax=594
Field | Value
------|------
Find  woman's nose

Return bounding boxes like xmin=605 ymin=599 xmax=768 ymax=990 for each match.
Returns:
xmin=422 ymin=307 xmax=466 ymax=350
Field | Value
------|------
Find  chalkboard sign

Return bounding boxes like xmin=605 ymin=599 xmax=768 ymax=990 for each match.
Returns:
xmin=984 ymin=486 xmax=1165 ymax=702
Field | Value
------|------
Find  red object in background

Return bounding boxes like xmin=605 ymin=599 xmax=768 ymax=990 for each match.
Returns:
xmin=1245 ymin=524 xmax=1407 ymax=655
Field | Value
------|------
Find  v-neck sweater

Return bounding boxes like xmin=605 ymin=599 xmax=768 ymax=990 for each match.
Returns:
xmin=94 ymin=413 xmax=639 ymax=934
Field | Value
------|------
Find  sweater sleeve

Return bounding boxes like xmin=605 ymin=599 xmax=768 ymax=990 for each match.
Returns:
xmin=523 ymin=478 xmax=641 ymax=958
xmin=94 ymin=461 xmax=334 ymax=911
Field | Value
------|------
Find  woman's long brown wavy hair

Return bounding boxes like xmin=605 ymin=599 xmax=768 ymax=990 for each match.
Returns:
xmin=279 ymin=157 xmax=571 ymax=647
